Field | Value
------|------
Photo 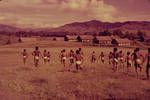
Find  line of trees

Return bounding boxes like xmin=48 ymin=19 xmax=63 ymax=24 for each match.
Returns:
xmin=0 ymin=29 xmax=146 ymax=43
xmin=63 ymin=35 xmax=119 ymax=46
xmin=98 ymin=30 xmax=146 ymax=42
xmin=0 ymin=31 xmax=68 ymax=37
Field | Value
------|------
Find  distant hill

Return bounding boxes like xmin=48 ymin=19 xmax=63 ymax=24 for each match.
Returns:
xmin=51 ymin=20 xmax=150 ymax=35
xmin=0 ymin=24 xmax=19 ymax=32
xmin=0 ymin=20 xmax=150 ymax=36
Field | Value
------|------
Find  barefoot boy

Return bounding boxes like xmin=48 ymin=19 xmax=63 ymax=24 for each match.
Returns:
xmin=126 ymin=51 xmax=132 ymax=72
xmin=99 ymin=52 xmax=105 ymax=63
xmin=22 ymin=49 xmax=28 ymax=65
xmin=47 ymin=51 xmax=51 ymax=63
xmin=118 ymin=50 xmax=125 ymax=69
xmin=145 ymin=48 xmax=150 ymax=79
xmin=32 ymin=46 xmax=41 ymax=67
xmin=43 ymin=49 xmax=47 ymax=64
xmin=112 ymin=48 xmax=119 ymax=72
xmin=69 ymin=49 xmax=75 ymax=65
xmin=91 ymin=51 xmax=96 ymax=63
xmin=61 ymin=49 xmax=67 ymax=67
xmin=75 ymin=50 xmax=83 ymax=71
xmin=132 ymin=48 xmax=144 ymax=78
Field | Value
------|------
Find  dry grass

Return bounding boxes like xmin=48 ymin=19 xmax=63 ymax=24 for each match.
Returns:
xmin=0 ymin=35 xmax=19 ymax=45
xmin=0 ymin=40 xmax=149 ymax=100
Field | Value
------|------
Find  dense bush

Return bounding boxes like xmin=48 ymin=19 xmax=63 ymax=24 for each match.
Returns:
xmin=76 ymin=36 xmax=82 ymax=42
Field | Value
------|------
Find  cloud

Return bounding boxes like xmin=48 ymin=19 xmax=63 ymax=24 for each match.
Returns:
xmin=26 ymin=0 xmax=117 ymax=21
xmin=88 ymin=0 xmax=117 ymax=21
xmin=0 ymin=13 xmax=60 ymax=28
xmin=4 ymin=0 xmax=42 ymax=5
xmin=0 ymin=0 xmax=118 ymax=27
xmin=45 ymin=0 xmax=118 ymax=21
xmin=117 ymin=14 xmax=150 ymax=22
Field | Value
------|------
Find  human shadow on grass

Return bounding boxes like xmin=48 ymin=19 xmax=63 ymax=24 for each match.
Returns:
xmin=16 ymin=67 xmax=33 ymax=71
xmin=58 ymin=68 xmax=85 ymax=73
xmin=29 ymin=78 xmax=48 ymax=86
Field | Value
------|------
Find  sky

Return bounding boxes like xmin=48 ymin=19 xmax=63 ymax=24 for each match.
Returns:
xmin=0 ymin=0 xmax=150 ymax=28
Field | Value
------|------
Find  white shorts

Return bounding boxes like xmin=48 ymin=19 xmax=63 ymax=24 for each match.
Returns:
xmin=23 ymin=56 xmax=27 ymax=59
xmin=44 ymin=57 xmax=47 ymax=60
xmin=120 ymin=57 xmax=124 ymax=61
xmin=35 ymin=56 xmax=39 ymax=60
xmin=76 ymin=61 xmax=82 ymax=65
xmin=128 ymin=60 xmax=132 ymax=64
xmin=101 ymin=57 xmax=104 ymax=60
xmin=62 ymin=57 xmax=67 ymax=60
xmin=136 ymin=59 xmax=142 ymax=65
xmin=114 ymin=58 xmax=118 ymax=63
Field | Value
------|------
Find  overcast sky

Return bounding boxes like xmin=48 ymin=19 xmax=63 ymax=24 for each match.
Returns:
xmin=0 ymin=0 xmax=150 ymax=28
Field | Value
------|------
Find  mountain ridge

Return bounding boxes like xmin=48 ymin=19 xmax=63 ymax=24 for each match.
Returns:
xmin=0 ymin=20 xmax=150 ymax=35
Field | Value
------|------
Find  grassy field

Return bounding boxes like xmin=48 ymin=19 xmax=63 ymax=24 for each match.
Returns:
xmin=0 ymin=40 xmax=150 ymax=100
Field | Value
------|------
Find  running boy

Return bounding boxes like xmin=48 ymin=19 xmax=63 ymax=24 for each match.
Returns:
xmin=22 ymin=49 xmax=28 ymax=65
xmin=108 ymin=52 xmax=113 ymax=65
xmin=32 ymin=46 xmax=41 ymax=67
xmin=47 ymin=51 xmax=51 ymax=63
xmin=132 ymin=48 xmax=144 ymax=78
xmin=126 ymin=51 xmax=132 ymax=72
xmin=75 ymin=50 xmax=83 ymax=71
xmin=61 ymin=49 xmax=67 ymax=67
xmin=118 ymin=50 xmax=125 ymax=69
xmin=43 ymin=49 xmax=47 ymax=64
xmin=112 ymin=48 xmax=119 ymax=72
xmin=91 ymin=51 xmax=96 ymax=63
xmin=60 ymin=50 xmax=63 ymax=64
xmin=99 ymin=52 xmax=105 ymax=63
xmin=69 ymin=49 xmax=75 ymax=65
xmin=145 ymin=48 xmax=150 ymax=79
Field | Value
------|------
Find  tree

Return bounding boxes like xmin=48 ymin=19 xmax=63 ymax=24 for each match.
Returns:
xmin=18 ymin=37 xmax=22 ymax=43
xmin=92 ymin=36 xmax=99 ymax=44
xmin=6 ymin=39 xmax=11 ymax=44
xmin=113 ymin=29 xmax=123 ymax=37
xmin=53 ymin=38 xmax=57 ymax=41
xmin=76 ymin=35 xmax=82 ymax=42
xmin=111 ymin=39 xmax=118 ymax=46
xmin=139 ymin=36 xmax=145 ymax=42
xmin=137 ymin=30 xmax=145 ymax=42
xmin=6 ymin=35 xmax=11 ymax=44
xmin=64 ymin=35 xmax=69 ymax=41
xmin=137 ymin=30 xmax=145 ymax=37
xmin=99 ymin=30 xmax=111 ymax=36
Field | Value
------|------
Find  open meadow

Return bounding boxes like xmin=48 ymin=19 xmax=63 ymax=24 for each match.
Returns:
xmin=0 ymin=39 xmax=150 ymax=100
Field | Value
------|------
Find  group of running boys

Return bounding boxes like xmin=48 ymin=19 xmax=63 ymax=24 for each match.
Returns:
xmin=22 ymin=46 xmax=150 ymax=80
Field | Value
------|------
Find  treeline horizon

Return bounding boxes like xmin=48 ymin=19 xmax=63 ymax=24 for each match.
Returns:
xmin=0 ymin=29 xmax=146 ymax=41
